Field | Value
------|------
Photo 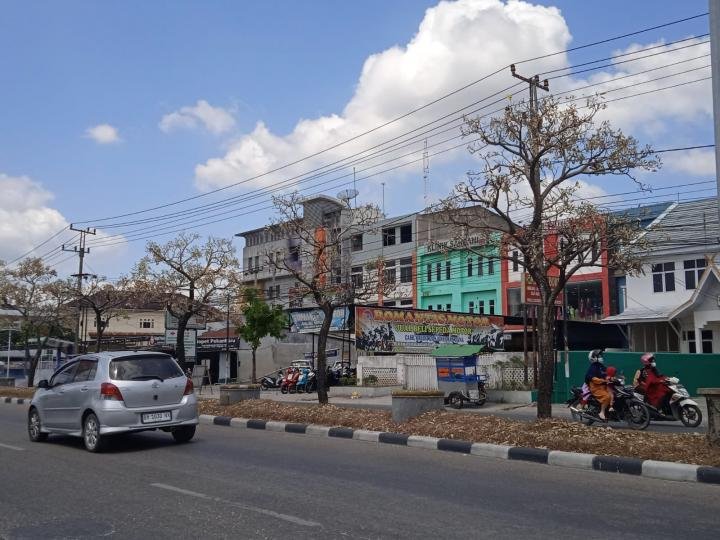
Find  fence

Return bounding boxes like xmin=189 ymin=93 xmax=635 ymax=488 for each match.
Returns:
xmin=402 ymin=356 xmax=438 ymax=391
xmin=358 ymin=367 xmax=398 ymax=386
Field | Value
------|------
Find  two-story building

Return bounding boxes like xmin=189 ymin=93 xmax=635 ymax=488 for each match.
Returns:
xmin=602 ymin=197 xmax=720 ymax=353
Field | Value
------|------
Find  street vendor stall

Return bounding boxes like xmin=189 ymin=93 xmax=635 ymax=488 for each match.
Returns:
xmin=432 ymin=344 xmax=488 ymax=409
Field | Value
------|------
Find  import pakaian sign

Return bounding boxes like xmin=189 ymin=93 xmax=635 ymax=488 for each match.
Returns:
xmin=355 ymin=306 xmax=504 ymax=353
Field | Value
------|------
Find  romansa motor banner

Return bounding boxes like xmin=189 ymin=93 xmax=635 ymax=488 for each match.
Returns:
xmin=355 ymin=306 xmax=505 ymax=353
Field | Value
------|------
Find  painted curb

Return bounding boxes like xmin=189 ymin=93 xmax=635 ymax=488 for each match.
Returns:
xmin=1 ymin=397 xmax=27 ymax=405
xmin=189 ymin=412 xmax=720 ymax=485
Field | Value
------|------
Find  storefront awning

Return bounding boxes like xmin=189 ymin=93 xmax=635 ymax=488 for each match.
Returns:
xmin=601 ymin=306 xmax=675 ymax=325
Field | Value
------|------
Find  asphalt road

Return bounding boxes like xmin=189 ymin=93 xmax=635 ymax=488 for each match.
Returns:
xmin=0 ymin=404 xmax=718 ymax=540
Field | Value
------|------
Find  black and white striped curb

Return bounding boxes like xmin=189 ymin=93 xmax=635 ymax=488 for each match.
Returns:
xmin=1 ymin=397 xmax=28 ymax=405
xmin=199 ymin=414 xmax=720 ymax=486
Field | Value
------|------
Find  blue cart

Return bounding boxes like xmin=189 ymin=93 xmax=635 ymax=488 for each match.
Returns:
xmin=432 ymin=345 xmax=488 ymax=409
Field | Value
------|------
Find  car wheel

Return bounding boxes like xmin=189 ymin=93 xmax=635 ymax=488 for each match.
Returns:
xmin=172 ymin=425 xmax=196 ymax=443
xmin=83 ymin=412 xmax=105 ymax=453
xmin=28 ymin=408 xmax=48 ymax=442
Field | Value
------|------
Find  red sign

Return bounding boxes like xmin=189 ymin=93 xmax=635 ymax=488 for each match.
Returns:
xmin=521 ymin=273 xmax=564 ymax=306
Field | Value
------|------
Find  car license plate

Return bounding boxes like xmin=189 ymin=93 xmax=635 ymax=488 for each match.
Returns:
xmin=141 ymin=411 xmax=172 ymax=424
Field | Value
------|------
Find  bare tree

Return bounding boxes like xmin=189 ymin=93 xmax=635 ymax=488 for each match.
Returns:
xmin=133 ymin=233 xmax=239 ymax=364
xmin=268 ymin=193 xmax=391 ymax=404
xmin=0 ymin=258 xmax=75 ymax=386
xmin=442 ymin=95 xmax=659 ymax=418
xmin=73 ymin=276 xmax=132 ymax=352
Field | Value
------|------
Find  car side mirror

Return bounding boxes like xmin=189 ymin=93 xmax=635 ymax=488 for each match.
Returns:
xmin=38 ymin=380 xmax=49 ymax=389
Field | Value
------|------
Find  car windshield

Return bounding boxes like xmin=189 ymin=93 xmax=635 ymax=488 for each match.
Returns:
xmin=108 ymin=355 xmax=184 ymax=381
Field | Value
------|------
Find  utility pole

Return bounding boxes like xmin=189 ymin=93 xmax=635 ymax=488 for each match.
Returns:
xmin=225 ymin=291 xmax=231 ymax=378
xmin=510 ymin=64 xmax=549 ymax=111
xmin=709 ymin=0 xmax=720 ymax=225
xmin=62 ymin=225 xmax=96 ymax=354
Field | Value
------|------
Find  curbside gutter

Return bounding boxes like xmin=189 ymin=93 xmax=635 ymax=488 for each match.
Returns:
xmin=195 ymin=412 xmax=720 ymax=486
xmin=4 ymin=399 xmax=720 ymax=485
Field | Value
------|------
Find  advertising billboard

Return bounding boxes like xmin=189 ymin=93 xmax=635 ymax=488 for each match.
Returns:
xmin=355 ymin=306 xmax=504 ymax=353
xmin=288 ymin=307 xmax=349 ymax=333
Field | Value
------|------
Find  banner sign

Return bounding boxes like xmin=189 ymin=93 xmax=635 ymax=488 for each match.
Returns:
xmin=289 ymin=307 xmax=349 ymax=333
xmin=164 ymin=311 xmax=207 ymax=330
xmin=521 ymin=273 xmax=564 ymax=306
xmin=165 ymin=329 xmax=197 ymax=358
xmin=197 ymin=336 xmax=240 ymax=350
xmin=303 ymin=349 xmax=339 ymax=361
xmin=355 ymin=306 xmax=505 ymax=353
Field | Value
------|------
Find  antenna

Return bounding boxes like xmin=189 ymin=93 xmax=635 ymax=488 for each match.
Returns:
xmin=353 ymin=167 xmax=357 ymax=208
xmin=423 ymin=139 xmax=430 ymax=209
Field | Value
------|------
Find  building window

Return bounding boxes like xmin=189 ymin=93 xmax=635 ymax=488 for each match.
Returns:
xmin=445 ymin=261 xmax=451 ymax=280
xmin=489 ymin=299 xmax=495 ymax=315
xmin=446 ymin=303 xmax=452 ymax=311
xmin=428 ymin=305 xmax=433 ymax=311
xmin=467 ymin=257 xmax=473 ymax=277
xmin=427 ymin=264 xmax=432 ymax=283
xmin=436 ymin=262 xmax=441 ymax=281
xmin=652 ymin=262 xmax=675 ymax=292
xmin=488 ymin=257 xmax=495 ymax=275
xmin=436 ymin=304 xmax=442 ymax=311
xmin=139 ymin=318 xmax=154 ymax=329
xmin=400 ymin=257 xmax=413 ymax=284
xmin=384 ymin=301 xmax=396 ymax=307
xmin=479 ymin=301 xmax=485 ymax=315
xmin=684 ymin=258 xmax=706 ymax=290
xmin=383 ymin=260 xmax=396 ymax=285
xmin=478 ymin=256 xmax=483 ymax=276
xmin=351 ymin=234 xmax=363 ymax=252
xmin=468 ymin=301 xmax=475 ymax=314
xmin=512 ymin=251 xmax=519 ymax=272
xmin=400 ymin=299 xmax=413 ymax=307
xmin=686 ymin=330 xmax=697 ymax=353
xmin=507 ymin=287 xmax=522 ymax=317
xmin=254 ymin=255 xmax=260 ymax=269
xmin=382 ymin=227 xmax=396 ymax=246
xmin=289 ymin=246 xmax=299 ymax=262
xmin=351 ymin=266 xmax=363 ymax=288
xmin=702 ymin=330 xmax=713 ymax=353
xmin=400 ymin=224 xmax=412 ymax=243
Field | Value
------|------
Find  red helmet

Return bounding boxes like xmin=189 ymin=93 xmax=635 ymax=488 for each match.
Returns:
xmin=606 ymin=366 xmax=617 ymax=377
xmin=640 ymin=353 xmax=655 ymax=366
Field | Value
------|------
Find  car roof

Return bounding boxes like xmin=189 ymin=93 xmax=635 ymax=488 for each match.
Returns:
xmin=91 ymin=350 xmax=174 ymax=360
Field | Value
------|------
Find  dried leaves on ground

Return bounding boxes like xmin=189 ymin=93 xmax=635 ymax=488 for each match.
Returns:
xmin=0 ymin=387 xmax=35 ymax=398
xmin=200 ymin=399 xmax=720 ymax=467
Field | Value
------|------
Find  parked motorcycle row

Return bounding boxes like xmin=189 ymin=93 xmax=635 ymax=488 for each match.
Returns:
xmin=260 ymin=363 xmax=357 ymax=394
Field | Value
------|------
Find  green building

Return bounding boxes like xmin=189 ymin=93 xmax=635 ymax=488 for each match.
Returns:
xmin=416 ymin=239 xmax=502 ymax=314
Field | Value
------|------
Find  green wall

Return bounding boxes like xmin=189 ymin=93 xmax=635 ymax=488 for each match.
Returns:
xmin=552 ymin=351 xmax=720 ymax=402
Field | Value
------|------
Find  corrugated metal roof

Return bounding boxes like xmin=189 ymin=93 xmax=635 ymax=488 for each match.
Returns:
xmin=642 ymin=197 xmax=720 ymax=249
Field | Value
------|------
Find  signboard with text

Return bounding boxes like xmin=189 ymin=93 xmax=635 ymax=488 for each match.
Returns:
xmin=521 ymin=273 xmax=564 ymax=306
xmin=355 ymin=306 xmax=504 ymax=353
xmin=164 ymin=311 xmax=207 ymax=331
xmin=289 ymin=307 xmax=349 ymax=333
xmin=165 ymin=329 xmax=197 ymax=358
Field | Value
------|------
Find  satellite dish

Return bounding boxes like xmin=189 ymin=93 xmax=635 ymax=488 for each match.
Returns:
xmin=337 ymin=189 xmax=359 ymax=204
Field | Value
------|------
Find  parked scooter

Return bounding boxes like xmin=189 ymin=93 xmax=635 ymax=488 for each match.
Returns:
xmin=280 ymin=368 xmax=300 ymax=394
xmin=304 ymin=370 xmax=317 ymax=393
xmin=295 ymin=368 xmax=310 ymax=393
xmin=640 ymin=377 xmax=703 ymax=427
xmin=567 ymin=377 xmax=651 ymax=430
xmin=260 ymin=371 xmax=284 ymax=391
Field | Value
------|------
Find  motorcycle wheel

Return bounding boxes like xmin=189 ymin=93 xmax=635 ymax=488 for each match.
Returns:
xmin=476 ymin=392 xmax=487 ymax=407
xmin=289 ymin=386 xmax=297 ymax=394
xmin=281 ymin=386 xmax=288 ymax=394
xmin=261 ymin=381 xmax=269 ymax=391
xmin=448 ymin=392 xmax=464 ymax=409
xmin=306 ymin=383 xmax=315 ymax=394
xmin=679 ymin=404 xmax=702 ymax=428
xmin=625 ymin=400 xmax=650 ymax=430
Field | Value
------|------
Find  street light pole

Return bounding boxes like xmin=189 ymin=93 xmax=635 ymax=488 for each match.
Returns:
xmin=225 ymin=292 xmax=231 ymax=375
xmin=6 ymin=328 xmax=11 ymax=378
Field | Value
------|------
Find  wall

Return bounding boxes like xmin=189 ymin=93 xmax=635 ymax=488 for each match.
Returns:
xmin=81 ymin=308 xmax=165 ymax=337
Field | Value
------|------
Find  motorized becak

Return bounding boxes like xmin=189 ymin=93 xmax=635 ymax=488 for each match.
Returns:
xmin=28 ymin=351 xmax=198 ymax=452
xmin=432 ymin=345 xmax=488 ymax=409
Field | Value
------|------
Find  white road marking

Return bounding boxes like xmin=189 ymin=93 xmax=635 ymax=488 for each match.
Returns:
xmin=0 ymin=442 xmax=24 ymax=451
xmin=150 ymin=483 xmax=322 ymax=527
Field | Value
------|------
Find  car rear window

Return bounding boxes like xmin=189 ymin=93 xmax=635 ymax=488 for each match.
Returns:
xmin=109 ymin=355 xmax=184 ymax=381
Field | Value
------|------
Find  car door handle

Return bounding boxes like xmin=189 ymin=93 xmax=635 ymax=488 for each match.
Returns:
xmin=80 ymin=386 xmax=89 ymax=392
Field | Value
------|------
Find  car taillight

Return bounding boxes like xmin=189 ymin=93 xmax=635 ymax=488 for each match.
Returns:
xmin=101 ymin=382 xmax=124 ymax=401
xmin=184 ymin=377 xmax=194 ymax=395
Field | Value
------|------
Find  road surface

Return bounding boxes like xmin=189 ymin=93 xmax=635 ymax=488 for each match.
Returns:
xmin=0 ymin=404 xmax=717 ymax=539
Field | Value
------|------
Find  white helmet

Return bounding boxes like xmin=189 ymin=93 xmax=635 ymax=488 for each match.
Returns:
xmin=588 ymin=349 xmax=604 ymax=363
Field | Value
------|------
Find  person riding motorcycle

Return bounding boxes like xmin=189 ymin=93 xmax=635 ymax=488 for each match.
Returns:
xmin=634 ymin=353 xmax=670 ymax=409
xmin=584 ymin=349 xmax=611 ymax=421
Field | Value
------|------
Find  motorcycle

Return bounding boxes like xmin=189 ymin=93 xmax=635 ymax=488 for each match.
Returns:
xmin=260 ymin=372 xmax=284 ymax=391
xmin=295 ymin=368 xmax=310 ymax=393
xmin=567 ymin=378 xmax=651 ymax=430
xmin=641 ymin=377 xmax=703 ymax=428
xmin=280 ymin=369 xmax=300 ymax=394
xmin=304 ymin=370 xmax=317 ymax=393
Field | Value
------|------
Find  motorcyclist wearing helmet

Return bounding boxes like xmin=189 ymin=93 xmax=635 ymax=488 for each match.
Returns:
xmin=634 ymin=353 xmax=670 ymax=409
xmin=584 ymin=349 xmax=611 ymax=421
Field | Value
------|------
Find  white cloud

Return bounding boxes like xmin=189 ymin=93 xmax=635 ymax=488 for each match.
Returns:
xmin=0 ymin=173 xmax=127 ymax=273
xmin=663 ymin=148 xmax=716 ymax=176
xmin=159 ymin=100 xmax=236 ymax=135
xmin=85 ymin=123 xmax=121 ymax=144
xmin=194 ymin=0 xmax=572 ymax=191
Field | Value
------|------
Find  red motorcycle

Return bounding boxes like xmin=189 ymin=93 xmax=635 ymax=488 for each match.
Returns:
xmin=280 ymin=368 xmax=300 ymax=394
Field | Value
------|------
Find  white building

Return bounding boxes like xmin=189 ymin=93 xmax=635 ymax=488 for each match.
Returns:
xmin=602 ymin=198 xmax=720 ymax=353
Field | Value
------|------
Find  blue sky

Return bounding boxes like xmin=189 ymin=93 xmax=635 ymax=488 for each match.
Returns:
xmin=0 ymin=0 xmax=714 ymax=277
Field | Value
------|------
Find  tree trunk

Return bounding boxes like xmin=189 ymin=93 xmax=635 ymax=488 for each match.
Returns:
xmin=95 ymin=311 xmax=104 ymax=353
xmin=176 ymin=315 xmax=190 ymax=365
xmin=315 ymin=305 xmax=333 ymax=405
xmin=535 ymin=303 xmax=557 ymax=418
xmin=26 ymin=336 xmax=48 ymax=388
xmin=251 ymin=347 xmax=257 ymax=383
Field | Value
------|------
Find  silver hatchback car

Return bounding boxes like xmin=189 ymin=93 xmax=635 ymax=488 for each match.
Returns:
xmin=28 ymin=351 xmax=199 ymax=452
